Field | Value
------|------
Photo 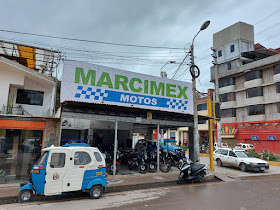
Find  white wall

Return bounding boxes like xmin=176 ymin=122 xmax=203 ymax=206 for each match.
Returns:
xmin=0 ymin=60 xmax=55 ymax=117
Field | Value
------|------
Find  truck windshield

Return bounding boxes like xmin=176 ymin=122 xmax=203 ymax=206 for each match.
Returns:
xmin=36 ymin=151 xmax=48 ymax=166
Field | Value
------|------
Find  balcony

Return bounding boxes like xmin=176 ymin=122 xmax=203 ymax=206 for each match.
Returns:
xmin=244 ymin=78 xmax=262 ymax=89
xmin=1 ymin=106 xmax=32 ymax=116
xmin=219 ymin=85 xmax=235 ymax=94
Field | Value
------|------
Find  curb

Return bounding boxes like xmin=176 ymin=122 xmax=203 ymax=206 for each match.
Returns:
xmin=0 ymin=174 xmax=217 ymax=205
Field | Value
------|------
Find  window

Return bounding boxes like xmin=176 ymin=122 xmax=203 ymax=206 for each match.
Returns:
xmin=198 ymin=120 xmax=207 ymax=124
xmin=50 ymin=153 xmax=66 ymax=168
xmin=219 ymin=78 xmax=235 ymax=88
xmin=247 ymin=87 xmax=263 ymax=98
xmin=170 ymin=132 xmax=176 ymax=139
xmin=219 ymin=93 xmax=235 ymax=102
xmin=218 ymin=50 xmax=222 ymax=57
xmin=215 ymin=149 xmax=222 ymax=154
xmin=230 ymin=45 xmax=235 ymax=52
xmin=277 ymin=102 xmax=280 ymax=113
xmin=197 ymin=103 xmax=207 ymax=111
xmin=74 ymin=152 xmax=91 ymax=165
xmin=245 ymin=70 xmax=262 ymax=81
xmin=248 ymin=105 xmax=265 ymax=115
xmin=221 ymin=108 xmax=236 ymax=117
xmin=16 ymin=89 xmax=44 ymax=106
xmin=229 ymin=151 xmax=237 ymax=157
xmin=220 ymin=150 xmax=228 ymax=155
xmin=36 ymin=152 xmax=48 ymax=166
xmin=94 ymin=152 xmax=102 ymax=162
xmin=227 ymin=62 xmax=232 ymax=70
xmin=276 ymin=83 xmax=280 ymax=93
xmin=274 ymin=64 xmax=280 ymax=75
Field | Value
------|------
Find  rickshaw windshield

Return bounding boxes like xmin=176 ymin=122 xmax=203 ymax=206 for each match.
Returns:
xmin=36 ymin=151 xmax=48 ymax=166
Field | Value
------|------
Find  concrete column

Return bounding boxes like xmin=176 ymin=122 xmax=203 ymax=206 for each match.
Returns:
xmin=188 ymin=127 xmax=194 ymax=162
xmin=157 ymin=124 xmax=160 ymax=173
xmin=113 ymin=120 xmax=118 ymax=176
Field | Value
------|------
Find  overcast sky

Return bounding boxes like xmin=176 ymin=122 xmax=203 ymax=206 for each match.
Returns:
xmin=1 ymin=0 xmax=280 ymax=92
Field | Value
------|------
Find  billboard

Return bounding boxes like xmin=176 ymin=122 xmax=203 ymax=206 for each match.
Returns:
xmin=61 ymin=60 xmax=193 ymax=114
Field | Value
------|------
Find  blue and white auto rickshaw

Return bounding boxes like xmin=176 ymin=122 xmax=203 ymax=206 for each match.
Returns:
xmin=18 ymin=143 xmax=107 ymax=202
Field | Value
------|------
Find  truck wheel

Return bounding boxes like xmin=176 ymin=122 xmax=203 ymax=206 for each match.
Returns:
xmin=217 ymin=159 xmax=223 ymax=167
xmin=18 ymin=190 xmax=33 ymax=203
xmin=90 ymin=185 xmax=103 ymax=199
xmin=240 ymin=163 xmax=247 ymax=172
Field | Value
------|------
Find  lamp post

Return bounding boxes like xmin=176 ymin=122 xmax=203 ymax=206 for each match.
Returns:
xmin=160 ymin=61 xmax=176 ymax=78
xmin=190 ymin=20 xmax=210 ymax=163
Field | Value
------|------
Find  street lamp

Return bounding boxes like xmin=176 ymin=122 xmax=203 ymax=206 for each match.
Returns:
xmin=160 ymin=61 xmax=176 ymax=78
xmin=190 ymin=20 xmax=210 ymax=163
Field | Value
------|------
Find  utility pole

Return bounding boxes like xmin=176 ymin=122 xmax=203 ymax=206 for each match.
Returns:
xmin=189 ymin=20 xmax=210 ymax=163
xmin=190 ymin=44 xmax=200 ymax=163
xmin=211 ymin=48 xmax=222 ymax=147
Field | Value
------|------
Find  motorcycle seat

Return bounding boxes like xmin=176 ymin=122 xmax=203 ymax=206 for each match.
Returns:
xmin=191 ymin=164 xmax=206 ymax=173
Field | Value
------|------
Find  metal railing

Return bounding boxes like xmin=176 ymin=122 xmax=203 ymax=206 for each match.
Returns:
xmin=2 ymin=106 xmax=32 ymax=116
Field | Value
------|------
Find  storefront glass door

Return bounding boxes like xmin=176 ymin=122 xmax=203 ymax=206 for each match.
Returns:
xmin=0 ymin=129 xmax=43 ymax=184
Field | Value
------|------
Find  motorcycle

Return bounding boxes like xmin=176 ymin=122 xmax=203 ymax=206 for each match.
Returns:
xmin=104 ymin=151 xmax=121 ymax=175
xmin=147 ymin=151 xmax=157 ymax=173
xmin=127 ymin=151 xmax=149 ymax=174
xmin=169 ymin=150 xmax=186 ymax=168
xmin=177 ymin=158 xmax=208 ymax=184
xmin=159 ymin=150 xmax=172 ymax=173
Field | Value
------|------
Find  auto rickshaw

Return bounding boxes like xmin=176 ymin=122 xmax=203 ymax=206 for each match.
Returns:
xmin=18 ymin=143 xmax=107 ymax=202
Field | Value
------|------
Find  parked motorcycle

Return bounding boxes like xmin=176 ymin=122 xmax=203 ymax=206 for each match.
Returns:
xmin=159 ymin=150 xmax=172 ymax=173
xmin=177 ymin=158 xmax=208 ymax=184
xmin=127 ymin=151 xmax=149 ymax=173
xmin=147 ymin=151 xmax=157 ymax=173
xmin=104 ymin=151 xmax=121 ymax=175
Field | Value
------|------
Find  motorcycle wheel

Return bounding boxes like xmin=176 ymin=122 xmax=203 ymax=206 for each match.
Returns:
xmin=107 ymin=163 xmax=120 ymax=175
xmin=160 ymin=162 xmax=171 ymax=173
xmin=197 ymin=172 xmax=205 ymax=182
xmin=177 ymin=173 xmax=184 ymax=184
xmin=138 ymin=163 xmax=148 ymax=174
xmin=128 ymin=163 xmax=133 ymax=170
xmin=148 ymin=162 xmax=157 ymax=173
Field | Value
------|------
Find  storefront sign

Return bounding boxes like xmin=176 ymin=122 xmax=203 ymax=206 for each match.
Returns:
xmin=61 ymin=60 xmax=193 ymax=114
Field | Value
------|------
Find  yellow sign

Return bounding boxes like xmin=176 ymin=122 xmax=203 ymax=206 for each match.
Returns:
xmin=147 ymin=112 xmax=152 ymax=120
xmin=96 ymin=172 xmax=103 ymax=176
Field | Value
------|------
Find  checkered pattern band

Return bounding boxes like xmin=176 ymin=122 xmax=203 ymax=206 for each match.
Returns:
xmin=75 ymin=86 xmax=108 ymax=101
xmin=167 ymin=99 xmax=188 ymax=110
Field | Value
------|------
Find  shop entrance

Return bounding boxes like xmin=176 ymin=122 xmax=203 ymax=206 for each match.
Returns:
xmin=0 ymin=129 xmax=43 ymax=183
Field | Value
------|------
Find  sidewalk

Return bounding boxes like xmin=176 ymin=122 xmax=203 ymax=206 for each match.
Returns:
xmin=1 ymin=156 xmax=280 ymax=203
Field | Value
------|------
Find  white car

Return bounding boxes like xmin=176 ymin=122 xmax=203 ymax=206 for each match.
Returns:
xmin=213 ymin=148 xmax=269 ymax=172
xmin=235 ymin=143 xmax=255 ymax=152
xmin=214 ymin=142 xmax=228 ymax=148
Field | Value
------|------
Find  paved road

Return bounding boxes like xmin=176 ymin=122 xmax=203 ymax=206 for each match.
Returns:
xmin=2 ymin=176 xmax=280 ymax=210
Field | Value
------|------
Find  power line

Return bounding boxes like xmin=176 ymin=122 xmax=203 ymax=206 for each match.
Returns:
xmin=254 ymin=8 xmax=280 ymax=25
xmin=0 ymin=29 xmax=184 ymax=50
xmin=255 ymin=23 xmax=280 ymax=36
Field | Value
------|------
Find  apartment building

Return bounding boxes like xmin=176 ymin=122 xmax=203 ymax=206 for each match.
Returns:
xmin=0 ymin=41 xmax=61 ymax=183
xmin=166 ymin=89 xmax=214 ymax=147
xmin=211 ymin=22 xmax=280 ymax=153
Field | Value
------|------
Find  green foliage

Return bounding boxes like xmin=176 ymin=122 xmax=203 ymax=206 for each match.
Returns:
xmin=268 ymin=153 xmax=278 ymax=162
xmin=246 ymin=150 xmax=260 ymax=158
xmin=177 ymin=144 xmax=188 ymax=151
xmin=261 ymin=149 xmax=278 ymax=162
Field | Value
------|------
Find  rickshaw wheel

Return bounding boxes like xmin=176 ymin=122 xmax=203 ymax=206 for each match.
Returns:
xmin=90 ymin=185 xmax=103 ymax=199
xmin=18 ymin=190 xmax=33 ymax=203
